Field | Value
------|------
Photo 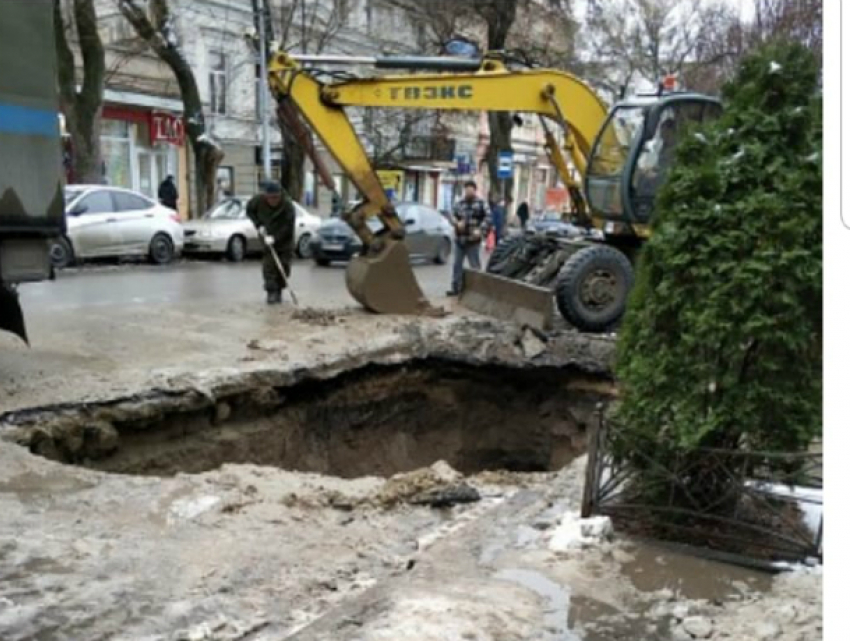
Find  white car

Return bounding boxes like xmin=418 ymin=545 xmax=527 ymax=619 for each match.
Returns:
xmin=51 ymin=185 xmax=184 ymax=267
xmin=182 ymin=196 xmax=322 ymax=261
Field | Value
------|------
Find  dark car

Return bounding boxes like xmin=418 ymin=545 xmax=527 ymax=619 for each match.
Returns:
xmin=529 ymin=211 xmax=584 ymax=237
xmin=310 ymin=202 xmax=453 ymax=266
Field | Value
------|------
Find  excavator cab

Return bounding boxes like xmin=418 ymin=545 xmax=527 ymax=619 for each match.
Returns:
xmin=585 ymin=94 xmax=723 ymax=231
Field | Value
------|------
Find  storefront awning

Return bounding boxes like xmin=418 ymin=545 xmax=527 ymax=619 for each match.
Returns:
xmin=401 ymin=164 xmax=448 ymax=173
xmin=103 ymin=89 xmax=183 ymax=113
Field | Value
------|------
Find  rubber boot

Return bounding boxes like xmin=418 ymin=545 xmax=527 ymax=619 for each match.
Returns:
xmin=266 ymin=290 xmax=282 ymax=305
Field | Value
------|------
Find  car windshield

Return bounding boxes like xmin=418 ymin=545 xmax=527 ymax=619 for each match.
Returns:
xmin=204 ymin=200 xmax=243 ymax=220
xmin=64 ymin=187 xmax=85 ymax=205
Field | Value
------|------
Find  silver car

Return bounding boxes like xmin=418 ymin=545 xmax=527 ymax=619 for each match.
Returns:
xmin=182 ymin=196 xmax=322 ymax=261
xmin=310 ymin=202 xmax=453 ymax=266
xmin=51 ymin=186 xmax=185 ymax=268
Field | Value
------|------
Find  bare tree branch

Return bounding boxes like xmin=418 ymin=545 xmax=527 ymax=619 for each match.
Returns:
xmin=117 ymin=0 xmax=224 ymax=216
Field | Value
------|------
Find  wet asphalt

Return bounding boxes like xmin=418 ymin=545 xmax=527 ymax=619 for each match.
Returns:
xmin=19 ymin=256 xmax=453 ymax=315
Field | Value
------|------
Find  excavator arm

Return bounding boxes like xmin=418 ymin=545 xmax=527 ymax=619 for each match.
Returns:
xmin=267 ymin=51 xmax=610 ymax=314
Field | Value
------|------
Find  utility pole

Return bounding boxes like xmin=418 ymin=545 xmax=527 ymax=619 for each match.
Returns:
xmin=252 ymin=0 xmax=272 ymax=181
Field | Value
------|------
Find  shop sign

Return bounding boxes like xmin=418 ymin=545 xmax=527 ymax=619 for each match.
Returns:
xmin=545 ymin=187 xmax=569 ymax=212
xmin=150 ymin=111 xmax=184 ymax=146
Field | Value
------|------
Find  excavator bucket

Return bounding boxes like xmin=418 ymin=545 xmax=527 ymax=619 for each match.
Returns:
xmin=459 ymin=269 xmax=554 ymax=331
xmin=346 ymin=239 xmax=432 ymax=314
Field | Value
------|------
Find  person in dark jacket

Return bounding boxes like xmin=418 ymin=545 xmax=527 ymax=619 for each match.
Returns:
xmin=448 ymin=181 xmax=491 ymax=296
xmin=246 ymin=182 xmax=296 ymax=304
xmin=157 ymin=175 xmax=178 ymax=210
xmin=491 ymin=198 xmax=506 ymax=245
xmin=517 ymin=201 xmax=530 ymax=230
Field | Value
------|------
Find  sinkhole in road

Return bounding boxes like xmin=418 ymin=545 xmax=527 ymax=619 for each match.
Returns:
xmin=27 ymin=359 xmax=614 ymax=477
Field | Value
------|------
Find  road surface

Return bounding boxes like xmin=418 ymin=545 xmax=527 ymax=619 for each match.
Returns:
xmin=20 ymin=257 xmax=452 ymax=319
xmin=1 ymin=257 xmax=455 ymax=412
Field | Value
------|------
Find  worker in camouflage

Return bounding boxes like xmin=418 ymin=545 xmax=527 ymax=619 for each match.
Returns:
xmin=246 ymin=182 xmax=296 ymax=304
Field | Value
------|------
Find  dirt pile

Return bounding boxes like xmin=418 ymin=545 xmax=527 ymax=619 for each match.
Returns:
xmin=290 ymin=307 xmax=352 ymax=326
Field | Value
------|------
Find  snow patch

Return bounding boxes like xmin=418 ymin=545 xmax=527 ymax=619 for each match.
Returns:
xmin=168 ymin=495 xmax=221 ymax=522
xmin=196 ymin=133 xmax=223 ymax=151
xmin=548 ymin=512 xmax=613 ymax=551
xmin=745 ymin=481 xmax=822 ymax=538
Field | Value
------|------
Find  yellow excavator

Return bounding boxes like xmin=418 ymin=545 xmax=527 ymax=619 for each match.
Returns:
xmin=267 ymin=47 xmax=720 ymax=331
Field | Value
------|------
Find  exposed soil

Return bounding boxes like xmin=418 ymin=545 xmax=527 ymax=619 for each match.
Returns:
xmin=8 ymin=360 xmax=609 ymax=478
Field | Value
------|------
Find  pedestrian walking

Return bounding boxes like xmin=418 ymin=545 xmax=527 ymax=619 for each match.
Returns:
xmin=157 ymin=175 xmax=178 ymax=210
xmin=246 ymin=182 xmax=296 ymax=305
xmin=491 ymin=198 xmax=506 ymax=245
xmin=517 ymin=201 xmax=530 ymax=230
xmin=447 ymin=181 xmax=491 ymax=296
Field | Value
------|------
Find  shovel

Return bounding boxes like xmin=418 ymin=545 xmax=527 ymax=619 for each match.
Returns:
xmin=262 ymin=234 xmax=299 ymax=306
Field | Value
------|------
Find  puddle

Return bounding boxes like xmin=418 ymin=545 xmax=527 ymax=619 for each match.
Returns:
xmin=495 ymin=568 xmax=577 ymax=640
xmin=619 ymin=540 xmax=773 ymax=600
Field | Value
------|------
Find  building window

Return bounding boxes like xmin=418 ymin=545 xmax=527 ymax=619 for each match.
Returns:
xmin=216 ymin=166 xmax=234 ymax=199
xmin=209 ymin=51 xmax=227 ymax=115
xmin=101 ymin=119 xmax=132 ymax=188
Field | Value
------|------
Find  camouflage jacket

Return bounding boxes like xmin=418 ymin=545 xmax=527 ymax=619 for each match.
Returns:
xmin=451 ymin=197 xmax=491 ymax=245
xmin=246 ymin=194 xmax=295 ymax=253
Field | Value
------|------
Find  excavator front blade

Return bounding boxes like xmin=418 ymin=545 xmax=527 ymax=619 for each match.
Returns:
xmin=459 ymin=269 xmax=554 ymax=331
xmin=346 ymin=239 xmax=433 ymax=314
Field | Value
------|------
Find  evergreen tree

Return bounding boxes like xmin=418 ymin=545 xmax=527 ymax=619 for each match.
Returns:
xmin=614 ymin=42 xmax=822 ymax=473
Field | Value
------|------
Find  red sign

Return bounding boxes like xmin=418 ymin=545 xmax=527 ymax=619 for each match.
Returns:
xmin=150 ymin=111 xmax=184 ymax=146
xmin=545 ymin=187 xmax=569 ymax=211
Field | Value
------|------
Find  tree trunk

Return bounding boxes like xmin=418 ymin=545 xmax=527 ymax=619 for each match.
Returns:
xmin=119 ymin=0 xmax=223 ymax=216
xmin=486 ymin=111 xmax=514 ymax=203
xmin=281 ymin=136 xmax=306 ymax=202
xmin=53 ymin=0 xmax=105 ymax=184
xmin=477 ymin=0 xmax=519 ymax=203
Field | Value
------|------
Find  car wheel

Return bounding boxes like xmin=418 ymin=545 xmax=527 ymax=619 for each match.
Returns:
xmin=315 ymin=257 xmax=331 ymax=267
xmin=434 ymin=237 xmax=451 ymax=264
xmin=296 ymin=233 xmax=313 ymax=259
xmin=49 ymin=237 xmax=75 ymax=269
xmin=149 ymin=233 xmax=175 ymax=265
xmin=226 ymin=235 xmax=246 ymax=262
xmin=554 ymin=244 xmax=634 ymax=332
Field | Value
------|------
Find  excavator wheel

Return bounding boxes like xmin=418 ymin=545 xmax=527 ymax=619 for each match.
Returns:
xmin=345 ymin=238 xmax=439 ymax=315
xmin=554 ymin=244 xmax=634 ymax=332
xmin=486 ymin=236 xmax=525 ymax=275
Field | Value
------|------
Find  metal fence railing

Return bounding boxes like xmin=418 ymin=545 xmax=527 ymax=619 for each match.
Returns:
xmin=581 ymin=407 xmax=822 ymax=565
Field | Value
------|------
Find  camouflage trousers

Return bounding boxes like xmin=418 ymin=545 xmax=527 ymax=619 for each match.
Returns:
xmin=262 ymin=241 xmax=292 ymax=292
